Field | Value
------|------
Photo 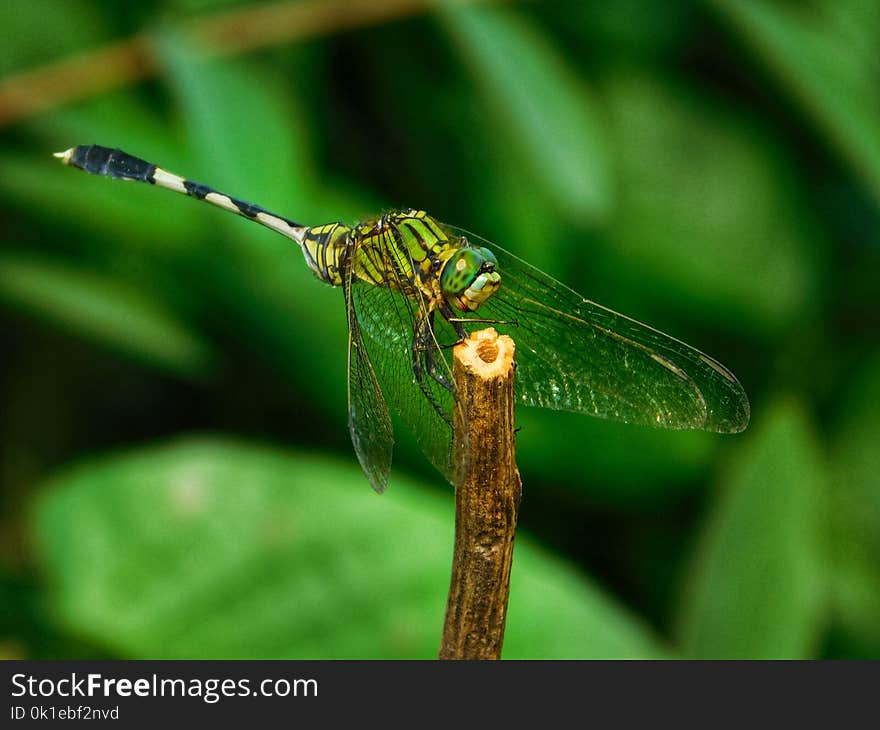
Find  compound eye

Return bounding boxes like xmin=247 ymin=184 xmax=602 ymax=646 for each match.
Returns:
xmin=440 ymin=249 xmax=482 ymax=296
xmin=477 ymin=246 xmax=497 ymax=266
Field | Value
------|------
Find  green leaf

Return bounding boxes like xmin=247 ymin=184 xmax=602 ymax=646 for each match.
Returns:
xmin=676 ymin=398 xmax=827 ymax=658
xmin=0 ymin=573 xmax=107 ymax=660
xmin=506 ymin=547 xmax=666 ymax=659
xmin=711 ymin=0 xmax=880 ymax=204
xmin=566 ymin=0 xmax=693 ymax=60
xmin=516 ymin=409 xmax=717 ymax=506
xmin=158 ymin=32 xmax=316 ymax=234
xmin=828 ymin=353 xmax=880 ymax=655
xmin=0 ymin=0 xmax=108 ymax=76
xmin=600 ymin=72 xmax=820 ymax=334
xmin=439 ymin=4 xmax=612 ymax=225
xmin=32 ymin=438 xmax=665 ymax=659
xmin=158 ymin=36 xmax=351 ymax=416
xmin=0 ymin=256 xmax=215 ymax=377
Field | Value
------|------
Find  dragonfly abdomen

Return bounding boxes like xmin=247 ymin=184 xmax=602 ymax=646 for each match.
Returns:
xmin=55 ymin=145 xmax=309 ymax=244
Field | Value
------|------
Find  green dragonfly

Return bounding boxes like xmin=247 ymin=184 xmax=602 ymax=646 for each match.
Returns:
xmin=56 ymin=145 xmax=750 ymax=492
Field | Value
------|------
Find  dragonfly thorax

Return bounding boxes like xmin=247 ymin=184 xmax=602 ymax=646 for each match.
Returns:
xmin=344 ymin=210 xmax=502 ymax=313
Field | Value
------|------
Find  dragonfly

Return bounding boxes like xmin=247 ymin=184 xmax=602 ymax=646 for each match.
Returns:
xmin=56 ymin=144 xmax=750 ymax=493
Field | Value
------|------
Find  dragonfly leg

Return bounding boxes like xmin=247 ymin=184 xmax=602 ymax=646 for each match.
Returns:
xmin=411 ymin=311 xmax=454 ymax=426
xmin=439 ymin=302 xmax=519 ymax=339
xmin=425 ymin=341 xmax=454 ymax=392
xmin=446 ymin=315 xmax=519 ymax=328
xmin=438 ymin=301 xmax=469 ymax=343
xmin=422 ymin=308 xmax=455 ymax=391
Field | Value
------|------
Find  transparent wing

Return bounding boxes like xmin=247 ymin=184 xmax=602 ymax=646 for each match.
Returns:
xmin=343 ymin=250 xmax=394 ymax=493
xmin=350 ymin=231 xmax=459 ymax=484
xmin=447 ymin=228 xmax=750 ymax=433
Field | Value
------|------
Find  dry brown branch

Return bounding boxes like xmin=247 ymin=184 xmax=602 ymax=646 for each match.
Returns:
xmin=439 ymin=327 xmax=521 ymax=660
xmin=0 ymin=0 xmax=499 ymax=128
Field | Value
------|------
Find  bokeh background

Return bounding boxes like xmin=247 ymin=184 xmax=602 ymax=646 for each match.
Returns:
xmin=1 ymin=0 xmax=878 ymax=659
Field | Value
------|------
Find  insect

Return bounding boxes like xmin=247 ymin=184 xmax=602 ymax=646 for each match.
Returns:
xmin=56 ymin=145 xmax=750 ymax=492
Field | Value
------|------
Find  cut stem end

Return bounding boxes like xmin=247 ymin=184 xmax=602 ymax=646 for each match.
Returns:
xmin=454 ymin=327 xmax=515 ymax=377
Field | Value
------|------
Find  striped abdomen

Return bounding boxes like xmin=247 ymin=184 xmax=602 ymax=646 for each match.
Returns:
xmin=57 ymin=146 xmax=308 ymax=242
xmin=54 ymin=146 xmax=454 ymax=295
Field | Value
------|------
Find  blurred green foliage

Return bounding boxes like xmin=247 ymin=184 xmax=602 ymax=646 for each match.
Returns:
xmin=1 ymin=0 xmax=878 ymax=659
xmin=34 ymin=438 xmax=663 ymax=659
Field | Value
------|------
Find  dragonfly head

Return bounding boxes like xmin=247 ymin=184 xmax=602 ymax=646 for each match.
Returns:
xmin=440 ymin=246 xmax=501 ymax=312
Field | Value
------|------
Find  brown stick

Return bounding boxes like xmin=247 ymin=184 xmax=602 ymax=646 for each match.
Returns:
xmin=0 ymin=0 xmax=503 ymax=129
xmin=439 ymin=327 xmax=521 ymax=660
